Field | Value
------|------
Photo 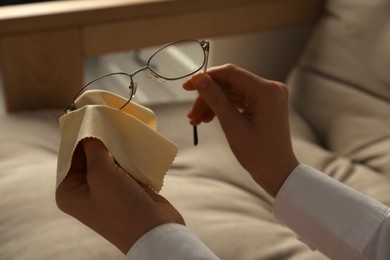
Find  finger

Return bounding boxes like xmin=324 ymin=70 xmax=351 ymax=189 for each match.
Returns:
xmin=202 ymin=111 xmax=216 ymax=123
xmin=69 ymin=141 xmax=87 ymax=172
xmin=59 ymin=142 xmax=88 ymax=193
xmin=183 ymin=77 xmax=196 ymax=91
xmin=56 ymin=141 xmax=89 ymax=215
xmin=190 ymin=72 xmax=242 ymax=127
xmin=82 ymin=138 xmax=111 ymax=172
xmin=187 ymin=95 xmax=214 ymax=125
xmin=206 ymin=64 xmax=271 ymax=93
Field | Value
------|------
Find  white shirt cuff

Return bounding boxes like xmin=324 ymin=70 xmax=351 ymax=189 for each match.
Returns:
xmin=273 ymin=164 xmax=388 ymax=259
xmin=126 ymin=223 xmax=219 ymax=260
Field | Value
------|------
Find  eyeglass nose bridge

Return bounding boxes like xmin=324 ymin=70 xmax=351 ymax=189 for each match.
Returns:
xmin=128 ymin=67 xmax=146 ymax=98
xmin=118 ymin=66 xmax=147 ymax=110
xmin=122 ymin=77 xmax=137 ymax=107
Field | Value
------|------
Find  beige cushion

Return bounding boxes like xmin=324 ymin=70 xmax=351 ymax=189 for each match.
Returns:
xmin=288 ymin=0 xmax=390 ymax=178
xmin=0 ymin=110 xmax=123 ymax=259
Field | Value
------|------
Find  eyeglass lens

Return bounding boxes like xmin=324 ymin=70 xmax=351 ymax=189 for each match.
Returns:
xmin=148 ymin=40 xmax=206 ymax=146
xmin=148 ymin=40 xmax=205 ymax=80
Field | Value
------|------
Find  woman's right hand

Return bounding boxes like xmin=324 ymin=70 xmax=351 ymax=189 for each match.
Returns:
xmin=183 ymin=64 xmax=299 ymax=197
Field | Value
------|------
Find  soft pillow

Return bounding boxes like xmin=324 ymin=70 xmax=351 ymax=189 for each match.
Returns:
xmin=0 ymin=110 xmax=123 ymax=260
xmin=287 ymin=0 xmax=390 ymax=177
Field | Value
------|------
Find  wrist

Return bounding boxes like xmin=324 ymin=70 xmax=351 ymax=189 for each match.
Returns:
xmin=254 ymin=157 xmax=299 ymax=198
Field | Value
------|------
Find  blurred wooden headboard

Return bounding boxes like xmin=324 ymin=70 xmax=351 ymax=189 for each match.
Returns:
xmin=0 ymin=0 xmax=324 ymax=112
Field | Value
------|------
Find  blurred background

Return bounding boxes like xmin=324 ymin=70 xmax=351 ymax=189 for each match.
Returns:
xmin=0 ymin=19 xmax=312 ymax=113
xmin=86 ymin=27 xmax=310 ymax=106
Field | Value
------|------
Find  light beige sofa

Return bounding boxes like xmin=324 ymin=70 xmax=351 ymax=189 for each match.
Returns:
xmin=1 ymin=0 xmax=389 ymax=259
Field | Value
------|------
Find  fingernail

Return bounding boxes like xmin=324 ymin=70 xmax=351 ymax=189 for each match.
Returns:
xmin=194 ymin=73 xmax=209 ymax=91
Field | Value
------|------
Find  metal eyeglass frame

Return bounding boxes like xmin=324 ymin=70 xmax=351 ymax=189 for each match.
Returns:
xmin=65 ymin=39 xmax=210 ymax=146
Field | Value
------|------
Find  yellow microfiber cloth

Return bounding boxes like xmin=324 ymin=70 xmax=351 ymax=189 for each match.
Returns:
xmin=56 ymin=90 xmax=177 ymax=192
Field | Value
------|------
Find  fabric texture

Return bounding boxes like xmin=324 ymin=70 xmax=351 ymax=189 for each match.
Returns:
xmin=126 ymin=224 xmax=219 ymax=260
xmin=274 ymin=164 xmax=389 ymax=260
xmin=57 ymin=90 xmax=177 ymax=191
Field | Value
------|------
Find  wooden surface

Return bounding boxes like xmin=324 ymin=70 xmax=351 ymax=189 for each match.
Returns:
xmin=0 ymin=0 xmax=324 ymax=112
xmin=0 ymin=28 xmax=83 ymax=111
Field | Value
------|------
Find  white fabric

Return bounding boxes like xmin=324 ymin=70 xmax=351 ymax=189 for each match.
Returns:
xmin=126 ymin=165 xmax=390 ymax=260
xmin=126 ymin=224 xmax=219 ymax=260
xmin=274 ymin=165 xmax=390 ymax=260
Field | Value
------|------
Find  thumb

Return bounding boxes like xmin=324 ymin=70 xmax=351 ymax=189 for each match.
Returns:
xmin=191 ymin=73 xmax=241 ymax=127
xmin=82 ymin=138 xmax=111 ymax=172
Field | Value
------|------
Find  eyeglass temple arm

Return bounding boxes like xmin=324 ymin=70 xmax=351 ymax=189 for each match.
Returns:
xmin=193 ymin=40 xmax=210 ymax=146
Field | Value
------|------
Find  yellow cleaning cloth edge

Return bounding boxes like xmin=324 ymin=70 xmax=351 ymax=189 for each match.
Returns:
xmin=56 ymin=90 xmax=178 ymax=192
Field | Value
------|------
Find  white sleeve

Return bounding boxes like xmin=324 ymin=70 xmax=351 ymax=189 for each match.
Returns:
xmin=273 ymin=164 xmax=390 ymax=260
xmin=126 ymin=223 xmax=220 ymax=260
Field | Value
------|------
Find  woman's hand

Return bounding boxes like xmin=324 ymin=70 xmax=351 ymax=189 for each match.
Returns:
xmin=56 ymin=138 xmax=184 ymax=254
xmin=184 ymin=64 xmax=299 ymax=197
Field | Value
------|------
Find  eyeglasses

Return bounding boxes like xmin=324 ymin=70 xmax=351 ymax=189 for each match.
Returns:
xmin=65 ymin=39 xmax=210 ymax=146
